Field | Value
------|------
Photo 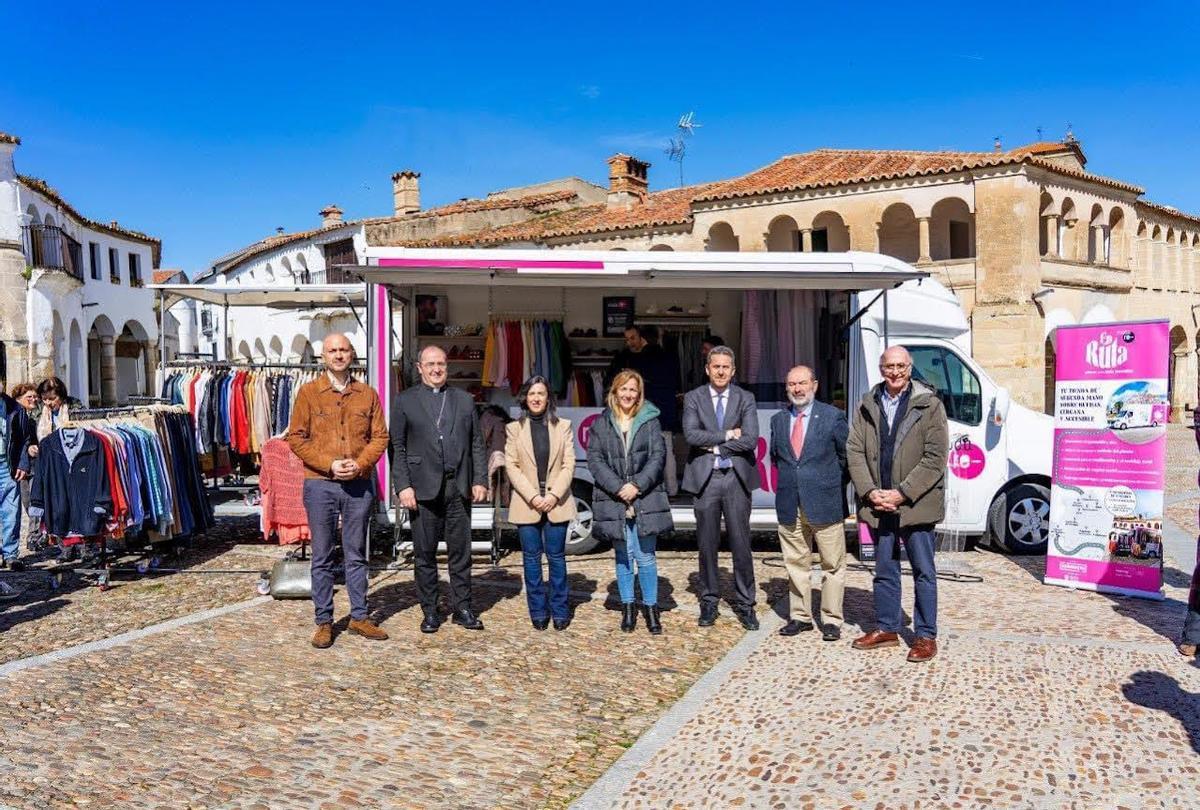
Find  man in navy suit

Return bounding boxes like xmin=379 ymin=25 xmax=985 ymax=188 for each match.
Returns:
xmin=770 ymin=365 xmax=849 ymax=641
xmin=682 ymin=346 xmax=761 ymax=630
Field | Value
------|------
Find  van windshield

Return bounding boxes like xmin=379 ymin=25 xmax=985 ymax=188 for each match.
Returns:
xmin=905 ymin=345 xmax=983 ymax=425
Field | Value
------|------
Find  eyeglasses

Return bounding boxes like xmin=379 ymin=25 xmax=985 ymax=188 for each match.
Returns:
xmin=880 ymin=363 xmax=911 ymax=372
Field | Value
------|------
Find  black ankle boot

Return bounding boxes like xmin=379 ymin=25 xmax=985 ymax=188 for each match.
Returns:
xmin=643 ymin=605 xmax=662 ymax=635
xmin=620 ymin=603 xmax=638 ymax=632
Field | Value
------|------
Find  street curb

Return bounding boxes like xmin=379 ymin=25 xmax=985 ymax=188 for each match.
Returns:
xmin=0 ymin=596 xmax=271 ymax=679
xmin=569 ymin=603 xmax=785 ymax=810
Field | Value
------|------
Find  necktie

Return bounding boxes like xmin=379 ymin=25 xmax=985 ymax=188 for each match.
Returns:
xmin=715 ymin=393 xmax=732 ymax=469
xmin=791 ymin=412 xmax=805 ymax=458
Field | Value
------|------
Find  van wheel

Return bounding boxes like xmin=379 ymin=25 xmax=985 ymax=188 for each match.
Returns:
xmin=988 ymin=482 xmax=1051 ymax=555
xmin=565 ymin=482 xmax=599 ymax=556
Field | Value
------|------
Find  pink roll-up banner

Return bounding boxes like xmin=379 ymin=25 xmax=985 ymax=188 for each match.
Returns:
xmin=1045 ymin=319 xmax=1169 ymax=599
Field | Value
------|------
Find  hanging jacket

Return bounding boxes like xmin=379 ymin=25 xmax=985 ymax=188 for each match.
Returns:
xmin=30 ymin=429 xmax=112 ymax=537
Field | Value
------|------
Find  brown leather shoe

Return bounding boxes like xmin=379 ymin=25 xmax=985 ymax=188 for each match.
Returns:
xmin=311 ymin=623 xmax=333 ymax=649
xmin=348 ymin=618 xmax=389 ymax=641
xmin=907 ymin=636 xmax=938 ymax=663
xmin=851 ymin=629 xmax=900 ymax=650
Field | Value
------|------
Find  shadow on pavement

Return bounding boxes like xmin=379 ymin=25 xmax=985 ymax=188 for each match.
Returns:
xmin=1122 ymin=670 xmax=1200 ymax=754
xmin=603 ymin=574 xmax=680 ymax=612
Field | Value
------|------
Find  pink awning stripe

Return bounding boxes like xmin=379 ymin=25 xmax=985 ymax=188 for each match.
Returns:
xmin=377 ymin=258 xmax=606 ymax=270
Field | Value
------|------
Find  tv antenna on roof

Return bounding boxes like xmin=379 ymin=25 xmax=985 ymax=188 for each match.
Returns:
xmin=665 ymin=111 xmax=702 ymax=187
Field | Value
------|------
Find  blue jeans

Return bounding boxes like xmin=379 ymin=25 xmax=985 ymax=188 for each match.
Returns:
xmin=518 ymin=518 xmax=569 ymax=621
xmin=872 ymin=523 xmax=937 ymax=638
xmin=303 ymin=478 xmax=374 ymax=626
xmin=615 ymin=519 xmax=657 ymax=606
xmin=0 ymin=458 xmax=21 ymax=562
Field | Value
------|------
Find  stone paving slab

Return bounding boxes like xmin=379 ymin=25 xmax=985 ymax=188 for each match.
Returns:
xmin=0 ymin=555 xmax=749 ymax=809
xmin=598 ymin=632 xmax=1200 ymax=809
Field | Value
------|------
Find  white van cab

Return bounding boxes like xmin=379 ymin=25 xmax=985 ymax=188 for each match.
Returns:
xmin=357 ymin=248 xmax=1053 ymax=556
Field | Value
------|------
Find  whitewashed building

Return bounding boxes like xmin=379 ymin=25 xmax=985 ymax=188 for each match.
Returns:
xmin=0 ymin=130 xmax=166 ymax=405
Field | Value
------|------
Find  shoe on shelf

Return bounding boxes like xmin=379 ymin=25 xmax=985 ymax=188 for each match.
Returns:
xmin=448 ymin=345 xmax=461 ymax=359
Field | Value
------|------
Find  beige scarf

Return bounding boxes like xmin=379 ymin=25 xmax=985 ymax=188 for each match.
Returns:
xmin=37 ymin=403 xmax=69 ymax=441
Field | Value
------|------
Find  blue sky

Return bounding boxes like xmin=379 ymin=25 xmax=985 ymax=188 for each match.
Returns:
xmin=3 ymin=1 xmax=1198 ymax=275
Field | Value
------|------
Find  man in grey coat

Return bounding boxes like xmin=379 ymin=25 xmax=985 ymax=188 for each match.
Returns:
xmin=847 ymin=346 xmax=948 ymax=663
xmin=682 ymin=346 xmax=761 ymax=630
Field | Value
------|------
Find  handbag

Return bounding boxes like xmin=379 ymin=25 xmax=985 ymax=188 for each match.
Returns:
xmin=269 ymin=558 xmax=312 ymax=599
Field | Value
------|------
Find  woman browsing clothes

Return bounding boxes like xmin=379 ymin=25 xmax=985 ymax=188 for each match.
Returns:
xmin=504 ymin=376 xmax=577 ymax=631
xmin=587 ymin=370 xmax=674 ymax=634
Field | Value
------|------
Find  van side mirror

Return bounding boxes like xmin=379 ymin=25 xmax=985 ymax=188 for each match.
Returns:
xmin=992 ymin=387 xmax=1011 ymax=426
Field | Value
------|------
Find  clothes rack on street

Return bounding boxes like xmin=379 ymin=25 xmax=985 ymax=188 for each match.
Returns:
xmin=32 ymin=405 xmax=214 ymax=552
xmin=160 ymin=360 xmax=364 ymax=470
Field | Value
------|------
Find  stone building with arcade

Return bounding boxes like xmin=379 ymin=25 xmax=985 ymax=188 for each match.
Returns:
xmin=368 ymin=137 xmax=1200 ymax=417
xmin=0 ymin=130 xmax=169 ymax=405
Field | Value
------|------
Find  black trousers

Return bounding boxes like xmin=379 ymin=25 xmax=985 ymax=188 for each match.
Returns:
xmin=694 ymin=468 xmax=755 ymax=609
xmin=412 ymin=477 xmax=472 ymax=615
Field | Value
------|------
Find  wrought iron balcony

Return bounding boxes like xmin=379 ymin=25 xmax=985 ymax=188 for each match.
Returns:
xmin=21 ymin=225 xmax=84 ymax=283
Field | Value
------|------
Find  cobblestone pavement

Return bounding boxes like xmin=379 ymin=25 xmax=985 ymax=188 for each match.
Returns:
xmin=0 ymin=428 xmax=1196 ymax=807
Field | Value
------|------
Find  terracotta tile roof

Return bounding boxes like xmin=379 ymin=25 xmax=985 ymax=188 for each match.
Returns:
xmin=1136 ymin=199 xmax=1200 ymax=228
xmin=195 ymin=222 xmax=360 ymax=281
xmin=17 ymin=174 xmax=162 ymax=265
xmin=542 ymin=184 xmax=722 ymax=238
xmin=152 ymin=269 xmax=185 ymax=284
xmin=693 ymin=143 xmax=1142 ymax=202
xmin=0 ymin=131 xmax=19 ymax=145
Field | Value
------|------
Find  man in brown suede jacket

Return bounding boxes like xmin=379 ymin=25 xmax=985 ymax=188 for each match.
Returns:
xmin=286 ymin=333 xmax=390 ymax=649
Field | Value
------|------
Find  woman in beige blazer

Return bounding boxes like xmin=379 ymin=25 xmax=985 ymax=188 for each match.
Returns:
xmin=505 ymin=376 xmax=577 ymax=631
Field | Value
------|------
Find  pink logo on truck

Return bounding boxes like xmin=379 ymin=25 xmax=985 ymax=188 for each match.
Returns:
xmin=948 ymin=436 xmax=985 ymax=480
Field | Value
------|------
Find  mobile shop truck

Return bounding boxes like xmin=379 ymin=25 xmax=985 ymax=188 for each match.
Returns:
xmin=1106 ymin=401 xmax=1169 ymax=430
xmin=355 ymin=249 xmax=1054 ymax=556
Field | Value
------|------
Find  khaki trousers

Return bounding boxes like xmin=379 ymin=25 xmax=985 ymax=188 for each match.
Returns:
xmin=778 ymin=509 xmax=846 ymax=625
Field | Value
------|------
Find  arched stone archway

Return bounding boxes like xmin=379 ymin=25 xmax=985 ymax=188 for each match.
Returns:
xmin=811 ymin=211 xmax=850 ymax=252
xmin=51 ymin=312 xmax=66 ymax=382
xmin=1087 ymin=204 xmax=1106 ymax=264
xmin=1044 ymin=335 xmax=1057 ymax=415
xmin=705 ymin=222 xmax=739 ymax=252
xmin=68 ymin=320 xmax=84 ymax=402
xmin=1059 ymin=198 xmax=1078 ymax=260
xmin=279 ymin=257 xmax=293 ymax=281
xmin=1170 ymin=325 xmax=1191 ymax=420
xmin=116 ymin=319 xmax=152 ymax=403
xmin=236 ymin=340 xmax=253 ymax=361
xmin=88 ymin=315 xmax=117 ymax=406
xmin=1108 ymin=208 xmax=1125 ymax=268
xmin=296 ymin=254 xmax=309 ymax=284
xmin=929 ymin=198 xmax=974 ymax=261
xmin=878 ymin=203 xmax=919 ymax=263
xmin=253 ymin=338 xmax=268 ymax=362
xmin=765 ymin=215 xmax=799 ymax=252
xmin=269 ymin=335 xmax=284 ymax=360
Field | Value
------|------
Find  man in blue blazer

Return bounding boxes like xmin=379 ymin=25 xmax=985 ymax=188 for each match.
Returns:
xmin=770 ymin=365 xmax=848 ymax=641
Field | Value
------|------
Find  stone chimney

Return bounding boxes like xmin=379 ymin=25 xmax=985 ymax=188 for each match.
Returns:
xmin=392 ymin=170 xmax=420 ymax=216
xmin=320 ymin=204 xmax=344 ymax=229
xmin=606 ymin=154 xmax=649 ymax=208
